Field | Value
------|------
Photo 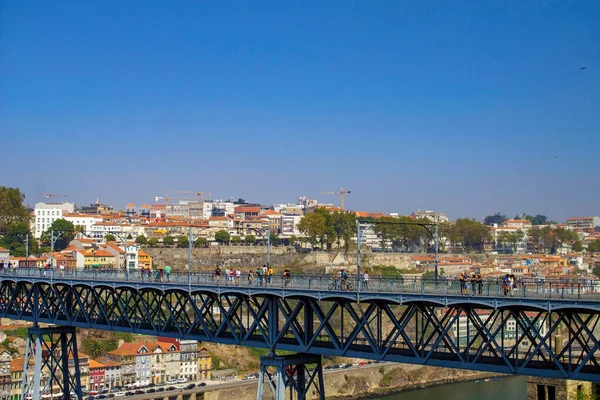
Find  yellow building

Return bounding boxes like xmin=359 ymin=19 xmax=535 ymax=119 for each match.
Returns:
xmin=197 ymin=347 xmax=212 ymax=380
xmin=74 ymin=249 xmax=116 ymax=269
xmin=138 ymin=250 xmax=153 ymax=270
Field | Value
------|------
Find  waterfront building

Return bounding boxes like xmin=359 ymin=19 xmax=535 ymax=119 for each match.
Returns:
xmin=88 ymin=360 xmax=105 ymax=391
xmin=179 ymin=340 xmax=198 ymax=382
xmin=96 ymin=357 xmax=121 ymax=389
xmin=107 ymin=346 xmax=136 ymax=385
xmin=197 ymin=347 xmax=212 ymax=380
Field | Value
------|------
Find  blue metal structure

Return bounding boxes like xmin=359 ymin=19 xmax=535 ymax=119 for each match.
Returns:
xmin=1 ymin=269 xmax=599 ymax=399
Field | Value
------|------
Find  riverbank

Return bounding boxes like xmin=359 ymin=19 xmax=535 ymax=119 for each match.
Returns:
xmin=200 ymin=362 xmax=502 ymax=400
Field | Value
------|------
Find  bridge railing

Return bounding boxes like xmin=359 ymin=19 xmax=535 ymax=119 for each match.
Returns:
xmin=1 ymin=268 xmax=599 ymax=301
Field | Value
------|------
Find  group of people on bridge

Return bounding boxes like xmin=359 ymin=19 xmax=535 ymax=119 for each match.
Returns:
xmin=213 ymin=265 xmax=293 ymax=288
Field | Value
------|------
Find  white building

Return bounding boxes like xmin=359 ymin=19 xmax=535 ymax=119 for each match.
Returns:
xmin=280 ymin=215 xmax=303 ymax=237
xmin=204 ymin=200 xmax=235 ymax=217
xmin=34 ymin=202 xmax=75 ymax=238
xmin=451 ymin=310 xmax=547 ymax=348
xmin=410 ymin=210 xmax=449 ymax=224
xmin=63 ymin=213 xmax=103 ymax=234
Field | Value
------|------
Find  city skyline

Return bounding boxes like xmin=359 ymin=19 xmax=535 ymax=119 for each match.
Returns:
xmin=1 ymin=1 xmax=598 ymax=222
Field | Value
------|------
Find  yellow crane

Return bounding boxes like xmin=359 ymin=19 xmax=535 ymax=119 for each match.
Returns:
xmin=321 ymin=188 xmax=351 ymax=210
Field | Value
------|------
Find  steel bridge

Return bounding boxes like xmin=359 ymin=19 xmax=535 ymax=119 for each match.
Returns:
xmin=1 ymin=269 xmax=599 ymax=400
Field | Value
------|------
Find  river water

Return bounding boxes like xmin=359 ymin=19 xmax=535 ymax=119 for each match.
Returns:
xmin=375 ymin=376 xmax=527 ymax=400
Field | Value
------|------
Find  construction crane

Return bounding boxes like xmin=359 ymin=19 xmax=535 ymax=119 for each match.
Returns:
xmin=172 ymin=191 xmax=212 ymax=202
xmin=43 ymin=193 xmax=69 ymax=201
xmin=321 ymin=188 xmax=351 ymax=211
xmin=154 ymin=191 xmax=212 ymax=205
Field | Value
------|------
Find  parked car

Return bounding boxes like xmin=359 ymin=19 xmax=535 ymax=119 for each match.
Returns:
xmin=97 ymin=395 xmax=106 ymax=399
xmin=166 ymin=379 xmax=177 ymax=385
xmin=114 ymin=393 xmax=125 ymax=398
xmin=146 ymin=388 xmax=156 ymax=393
xmin=124 ymin=392 xmax=134 ymax=396
xmin=166 ymin=386 xmax=176 ymax=391
xmin=177 ymin=378 xmax=187 ymax=384
xmin=156 ymin=388 xmax=165 ymax=393
xmin=134 ymin=390 xmax=144 ymax=395
xmin=199 ymin=383 xmax=206 ymax=387
xmin=185 ymin=384 xmax=196 ymax=390
xmin=175 ymin=385 xmax=185 ymax=390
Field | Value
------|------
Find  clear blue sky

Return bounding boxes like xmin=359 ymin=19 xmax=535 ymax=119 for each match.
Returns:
xmin=1 ymin=1 xmax=598 ymax=221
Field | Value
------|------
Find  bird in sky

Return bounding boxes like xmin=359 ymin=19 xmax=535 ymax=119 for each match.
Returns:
xmin=580 ymin=66 xmax=587 ymax=70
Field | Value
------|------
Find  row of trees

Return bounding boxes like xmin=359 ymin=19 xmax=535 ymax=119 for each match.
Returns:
xmin=483 ymin=212 xmax=552 ymax=226
xmin=297 ymin=209 xmax=356 ymax=251
xmin=440 ymin=218 xmax=492 ymax=253
xmin=134 ymin=231 xmax=282 ymax=248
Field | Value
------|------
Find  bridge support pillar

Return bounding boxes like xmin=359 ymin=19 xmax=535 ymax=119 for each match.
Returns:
xmin=21 ymin=326 xmax=83 ymax=400
xmin=257 ymin=353 xmax=324 ymax=400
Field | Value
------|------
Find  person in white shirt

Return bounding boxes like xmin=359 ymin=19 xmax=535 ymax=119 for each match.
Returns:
xmin=363 ymin=272 xmax=369 ymax=290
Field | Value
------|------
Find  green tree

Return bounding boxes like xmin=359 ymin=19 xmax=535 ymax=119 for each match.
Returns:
xmin=289 ymin=235 xmax=298 ymax=246
xmin=104 ymin=234 xmax=116 ymax=242
xmin=231 ymin=236 xmax=242 ymax=245
xmin=443 ymin=218 xmax=491 ymax=253
xmin=572 ymin=241 xmax=584 ymax=252
xmin=0 ymin=187 xmax=31 ymax=233
xmin=244 ymin=235 xmax=256 ymax=246
xmin=330 ymin=211 xmax=356 ymax=251
xmin=373 ymin=216 xmax=401 ymax=251
xmin=588 ymin=239 xmax=600 ymax=254
xmin=40 ymin=219 xmax=75 ymax=252
xmin=194 ymin=237 xmax=209 ymax=248
xmin=81 ymin=338 xmax=108 ymax=359
xmin=215 ymin=230 xmax=230 ymax=244
xmin=524 ymin=214 xmax=548 ymax=226
xmin=593 ymin=266 xmax=600 ymax=279
xmin=177 ymin=235 xmax=189 ymax=248
xmin=135 ymin=235 xmax=148 ymax=245
xmin=269 ymin=232 xmax=281 ymax=246
xmin=483 ymin=213 xmax=507 ymax=226
xmin=148 ymin=237 xmax=159 ymax=247
xmin=0 ymin=222 xmax=38 ymax=256
xmin=163 ymin=236 xmax=175 ymax=246
xmin=297 ymin=210 xmax=326 ymax=248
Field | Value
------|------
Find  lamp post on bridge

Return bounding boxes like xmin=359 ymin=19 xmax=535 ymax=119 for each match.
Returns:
xmin=246 ymin=227 xmax=271 ymax=269
xmin=49 ymin=230 xmax=64 ymax=268
xmin=112 ymin=232 xmax=130 ymax=279
xmin=187 ymin=225 xmax=210 ymax=290
xmin=356 ymin=219 xmax=441 ymax=284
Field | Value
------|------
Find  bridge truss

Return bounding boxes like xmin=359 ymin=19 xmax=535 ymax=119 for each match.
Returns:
xmin=0 ymin=278 xmax=598 ymax=392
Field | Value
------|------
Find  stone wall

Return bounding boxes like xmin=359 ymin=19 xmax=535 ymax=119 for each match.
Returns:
xmin=526 ymin=377 xmax=593 ymax=400
xmin=143 ymin=247 xmax=418 ymax=272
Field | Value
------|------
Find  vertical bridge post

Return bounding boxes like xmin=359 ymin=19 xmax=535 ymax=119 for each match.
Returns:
xmin=257 ymin=353 xmax=325 ymax=400
xmin=22 ymin=326 xmax=83 ymax=400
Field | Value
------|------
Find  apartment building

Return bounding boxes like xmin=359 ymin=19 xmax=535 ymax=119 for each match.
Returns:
xmin=411 ymin=210 xmax=449 ymax=224
xmin=179 ymin=341 xmax=198 ymax=382
xmin=88 ymin=360 xmax=105 ymax=391
xmin=107 ymin=347 xmax=136 ymax=385
xmin=96 ymin=357 xmax=121 ymax=389
xmin=33 ymin=202 xmax=76 ymax=238
xmin=567 ymin=216 xmax=600 ymax=231
xmin=63 ymin=213 xmax=103 ymax=234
